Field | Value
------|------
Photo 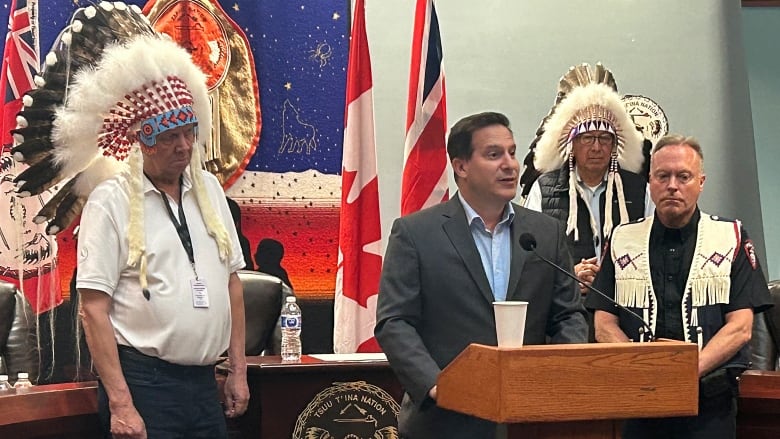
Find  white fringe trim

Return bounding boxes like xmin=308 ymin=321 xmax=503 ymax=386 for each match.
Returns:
xmin=139 ymin=253 xmax=148 ymax=293
xmin=569 ymin=169 xmax=600 ymax=244
xmin=690 ymin=276 xmax=730 ymax=307
xmin=696 ymin=327 xmax=703 ymax=351
xmin=189 ymin=143 xmax=231 ymax=262
xmin=603 ymin=171 xmax=615 ymax=240
xmin=615 ymin=280 xmax=650 ymax=308
xmin=567 ymin=169 xmax=579 ymax=240
xmin=127 ymin=145 xmax=144 ymax=267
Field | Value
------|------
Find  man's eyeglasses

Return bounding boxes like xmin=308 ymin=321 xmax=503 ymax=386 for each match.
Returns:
xmin=651 ymin=171 xmax=696 ymax=185
xmin=577 ymin=133 xmax=615 ymax=147
xmin=155 ymin=124 xmax=197 ymax=147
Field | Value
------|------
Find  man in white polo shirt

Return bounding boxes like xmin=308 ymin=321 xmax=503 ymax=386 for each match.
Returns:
xmin=63 ymin=26 xmax=247 ymax=439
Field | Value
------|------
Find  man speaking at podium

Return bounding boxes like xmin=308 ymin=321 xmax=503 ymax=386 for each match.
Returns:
xmin=587 ymin=135 xmax=772 ymax=439
xmin=375 ymin=112 xmax=588 ymax=439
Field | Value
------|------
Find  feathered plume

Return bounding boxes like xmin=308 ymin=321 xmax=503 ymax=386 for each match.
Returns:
xmin=11 ymin=1 xmax=154 ymax=234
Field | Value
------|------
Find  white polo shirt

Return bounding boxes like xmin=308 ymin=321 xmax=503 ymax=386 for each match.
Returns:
xmin=77 ymin=167 xmax=244 ymax=365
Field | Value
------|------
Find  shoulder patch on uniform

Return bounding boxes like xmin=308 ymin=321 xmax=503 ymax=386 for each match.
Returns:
xmin=744 ymin=239 xmax=758 ymax=271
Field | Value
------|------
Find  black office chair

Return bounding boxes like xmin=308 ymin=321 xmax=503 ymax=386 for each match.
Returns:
xmin=749 ymin=280 xmax=780 ymax=370
xmin=237 ymin=270 xmax=294 ymax=356
xmin=0 ymin=281 xmax=39 ymax=381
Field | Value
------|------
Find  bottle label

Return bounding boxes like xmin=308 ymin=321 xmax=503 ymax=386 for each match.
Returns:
xmin=281 ymin=316 xmax=301 ymax=329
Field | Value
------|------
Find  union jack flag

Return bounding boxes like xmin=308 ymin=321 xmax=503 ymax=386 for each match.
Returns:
xmin=1 ymin=0 xmax=39 ymax=146
xmin=401 ymin=0 xmax=448 ymax=216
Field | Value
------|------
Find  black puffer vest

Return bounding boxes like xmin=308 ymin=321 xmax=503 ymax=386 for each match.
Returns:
xmin=537 ymin=167 xmax=647 ymax=261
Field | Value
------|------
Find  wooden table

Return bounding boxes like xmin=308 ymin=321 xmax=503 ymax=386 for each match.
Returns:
xmin=0 ymin=381 xmax=100 ymax=439
xmin=2 ymin=365 xmax=779 ymax=438
xmin=738 ymin=370 xmax=780 ymax=438
xmin=0 ymin=356 xmax=402 ymax=439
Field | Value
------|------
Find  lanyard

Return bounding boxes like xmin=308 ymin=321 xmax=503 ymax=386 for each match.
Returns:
xmin=145 ymin=174 xmax=198 ymax=278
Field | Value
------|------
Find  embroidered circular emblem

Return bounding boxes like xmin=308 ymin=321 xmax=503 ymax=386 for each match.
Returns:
xmin=744 ymin=239 xmax=758 ymax=271
xmin=622 ymin=94 xmax=669 ymax=145
xmin=141 ymin=123 xmax=155 ymax=137
xmin=292 ymin=381 xmax=400 ymax=439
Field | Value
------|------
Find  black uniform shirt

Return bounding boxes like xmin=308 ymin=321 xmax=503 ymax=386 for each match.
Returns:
xmin=587 ymin=208 xmax=772 ymax=340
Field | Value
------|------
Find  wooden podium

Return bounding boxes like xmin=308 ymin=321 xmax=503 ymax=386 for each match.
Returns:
xmin=437 ymin=341 xmax=699 ymax=438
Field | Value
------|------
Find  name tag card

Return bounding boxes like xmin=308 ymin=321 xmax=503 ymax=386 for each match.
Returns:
xmin=191 ymin=278 xmax=210 ymax=308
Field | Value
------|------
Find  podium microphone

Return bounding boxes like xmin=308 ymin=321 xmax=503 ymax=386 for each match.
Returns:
xmin=518 ymin=232 xmax=655 ymax=342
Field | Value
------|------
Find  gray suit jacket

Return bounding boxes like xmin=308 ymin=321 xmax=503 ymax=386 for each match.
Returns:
xmin=375 ymin=197 xmax=588 ymax=439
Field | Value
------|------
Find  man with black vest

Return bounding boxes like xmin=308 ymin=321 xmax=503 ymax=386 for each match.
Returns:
xmin=522 ymin=63 xmax=653 ymax=296
xmin=586 ymin=134 xmax=772 ymax=438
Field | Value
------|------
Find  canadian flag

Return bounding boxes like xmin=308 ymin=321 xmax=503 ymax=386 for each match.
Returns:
xmin=333 ymin=0 xmax=382 ymax=354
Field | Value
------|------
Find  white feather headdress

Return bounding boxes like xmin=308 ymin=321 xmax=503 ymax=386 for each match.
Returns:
xmin=533 ymin=82 xmax=644 ymax=174
xmin=520 ymin=63 xmax=646 ymax=243
xmin=11 ymin=2 xmax=231 ymax=292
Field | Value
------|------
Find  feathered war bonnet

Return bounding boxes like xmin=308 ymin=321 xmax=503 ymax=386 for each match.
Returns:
xmin=11 ymin=2 xmax=231 ymax=293
xmin=522 ymin=63 xmax=644 ymax=243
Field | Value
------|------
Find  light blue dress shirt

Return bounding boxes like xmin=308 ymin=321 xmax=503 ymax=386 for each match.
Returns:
xmin=458 ymin=193 xmax=515 ymax=301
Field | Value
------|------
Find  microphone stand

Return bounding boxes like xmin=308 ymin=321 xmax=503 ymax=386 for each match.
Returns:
xmin=521 ymin=240 xmax=655 ymax=342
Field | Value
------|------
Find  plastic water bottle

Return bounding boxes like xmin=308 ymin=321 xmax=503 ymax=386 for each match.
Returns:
xmin=13 ymin=372 xmax=33 ymax=389
xmin=280 ymin=296 xmax=302 ymax=362
xmin=0 ymin=374 xmax=11 ymax=391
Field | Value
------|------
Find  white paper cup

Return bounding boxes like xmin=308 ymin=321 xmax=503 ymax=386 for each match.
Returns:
xmin=493 ymin=301 xmax=528 ymax=347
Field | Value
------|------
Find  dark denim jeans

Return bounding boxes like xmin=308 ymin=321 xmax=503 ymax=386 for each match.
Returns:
xmin=98 ymin=346 xmax=226 ymax=439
